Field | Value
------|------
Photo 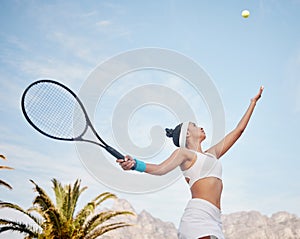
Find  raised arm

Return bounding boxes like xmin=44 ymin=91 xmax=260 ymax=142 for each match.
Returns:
xmin=116 ymin=148 xmax=194 ymax=175
xmin=206 ymin=86 xmax=264 ymax=159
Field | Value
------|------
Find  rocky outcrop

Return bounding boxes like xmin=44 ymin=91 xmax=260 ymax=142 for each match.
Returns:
xmin=100 ymin=199 xmax=300 ymax=239
xmin=222 ymin=211 xmax=300 ymax=239
xmin=99 ymin=199 xmax=178 ymax=239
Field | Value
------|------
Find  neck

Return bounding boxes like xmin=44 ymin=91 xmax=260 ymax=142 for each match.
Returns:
xmin=187 ymin=142 xmax=203 ymax=153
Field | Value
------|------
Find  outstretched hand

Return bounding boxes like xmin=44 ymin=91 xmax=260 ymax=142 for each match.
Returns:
xmin=251 ymin=86 xmax=264 ymax=103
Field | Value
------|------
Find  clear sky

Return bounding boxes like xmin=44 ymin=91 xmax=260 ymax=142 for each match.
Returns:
xmin=1 ymin=0 xmax=300 ymax=238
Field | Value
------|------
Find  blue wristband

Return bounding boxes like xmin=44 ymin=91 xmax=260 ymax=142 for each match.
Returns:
xmin=132 ymin=159 xmax=146 ymax=172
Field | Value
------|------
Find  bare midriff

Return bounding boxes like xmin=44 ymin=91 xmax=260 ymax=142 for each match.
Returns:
xmin=186 ymin=177 xmax=223 ymax=210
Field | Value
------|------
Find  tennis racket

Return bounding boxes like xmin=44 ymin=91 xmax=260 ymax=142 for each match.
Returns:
xmin=21 ymin=79 xmax=124 ymax=159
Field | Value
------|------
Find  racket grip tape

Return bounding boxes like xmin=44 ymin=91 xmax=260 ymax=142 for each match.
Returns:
xmin=105 ymin=146 xmax=124 ymax=159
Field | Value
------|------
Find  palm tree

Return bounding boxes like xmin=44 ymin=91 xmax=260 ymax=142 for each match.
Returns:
xmin=0 ymin=154 xmax=13 ymax=190
xmin=0 ymin=179 xmax=135 ymax=238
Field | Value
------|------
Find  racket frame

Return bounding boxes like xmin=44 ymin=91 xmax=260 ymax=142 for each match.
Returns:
xmin=21 ymin=79 xmax=124 ymax=159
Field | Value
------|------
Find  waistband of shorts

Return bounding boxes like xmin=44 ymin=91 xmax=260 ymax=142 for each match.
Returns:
xmin=187 ymin=198 xmax=221 ymax=214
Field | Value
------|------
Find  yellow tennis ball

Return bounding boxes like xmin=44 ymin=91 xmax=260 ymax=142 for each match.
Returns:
xmin=241 ymin=10 xmax=250 ymax=18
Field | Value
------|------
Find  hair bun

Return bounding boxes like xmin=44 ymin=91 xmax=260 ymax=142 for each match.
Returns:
xmin=165 ymin=128 xmax=174 ymax=138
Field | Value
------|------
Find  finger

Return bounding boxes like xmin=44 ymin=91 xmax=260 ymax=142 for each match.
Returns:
xmin=122 ymin=161 xmax=133 ymax=168
xmin=125 ymin=155 xmax=133 ymax=161
xmin=122 ymin=161 xmax=130 ymax=166
xmin=259 ymin=86 xmax=264 ymax=94
xmin=123 ymin=160 xmax=135 ymax=169
xmin=127 ymin=162 xmax=135 ymax=170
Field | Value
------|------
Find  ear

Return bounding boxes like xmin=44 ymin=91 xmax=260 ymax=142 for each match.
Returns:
xmin=186 ymin=130 xmax=190 ymax=137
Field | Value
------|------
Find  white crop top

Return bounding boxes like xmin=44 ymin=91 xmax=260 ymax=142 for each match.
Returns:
xmin=182 ymin=151 xmax=222 ymax=187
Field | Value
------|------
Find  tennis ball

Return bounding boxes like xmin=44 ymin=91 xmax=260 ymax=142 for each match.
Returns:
xmin=241 ymin=10 xmax=250 ymax=18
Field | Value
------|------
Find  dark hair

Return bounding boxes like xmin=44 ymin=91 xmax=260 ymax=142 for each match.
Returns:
xmin=165 ymin=123 xmax=182 ymax=147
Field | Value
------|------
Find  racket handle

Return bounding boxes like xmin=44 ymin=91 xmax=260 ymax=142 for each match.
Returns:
xmin=105 ymin=146 xmax=124 ymax=159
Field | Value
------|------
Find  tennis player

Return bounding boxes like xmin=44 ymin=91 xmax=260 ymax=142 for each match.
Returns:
xmin=117 ymin=86 xmax=264 ymax=239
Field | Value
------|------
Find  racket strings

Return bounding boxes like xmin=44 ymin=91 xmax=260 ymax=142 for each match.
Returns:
xmin=23 ymin=82 xmax=86 ymax=139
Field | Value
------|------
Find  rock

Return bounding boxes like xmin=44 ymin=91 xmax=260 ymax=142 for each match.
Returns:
xmin=99 ymin=198 xmax=300 ymax=239
xmin=99 ymin=199 xmax=178 ymax=239
xmin=222 ymin=211 xmax=300 ymax=239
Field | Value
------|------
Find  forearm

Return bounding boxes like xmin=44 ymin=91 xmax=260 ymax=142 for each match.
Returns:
xmin=118 ymin=143 xmax=199 ymax=174
xmin=145 ymin=163 xmax=173 ymax=175
xmin=127 ymin=159 xmax=170 ymax=176
xmin=236 ymin=100 xmax=257 ymax=132
xmin=134 ymin=148 xmax=185 ymax=175
xmin=204 ymin=86 xmax=263 ymax=158
xmin=144 ymin=163 xmax=165 ymax=175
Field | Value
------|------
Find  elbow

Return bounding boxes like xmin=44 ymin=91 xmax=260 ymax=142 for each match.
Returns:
xmin=236 ymin=127 xmax=244 ymax=136
xmin=147 ymin=171 xmax=165 ymax=176
xmin=152 ymin=172 xmax=164 ymax=176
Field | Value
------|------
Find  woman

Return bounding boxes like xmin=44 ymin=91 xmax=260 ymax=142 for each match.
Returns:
xmin=117 ymin=86 xmax=264 ymax=239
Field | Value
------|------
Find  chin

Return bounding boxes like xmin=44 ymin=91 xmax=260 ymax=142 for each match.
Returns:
xmin=199 ymin=135 xmax=206 ymax=142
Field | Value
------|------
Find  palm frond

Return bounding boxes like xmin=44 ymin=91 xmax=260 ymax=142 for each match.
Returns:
xmin=0 ymin=180 xmax=12 ymax=190
xmin=30 ymin=180 xmax=56 ymax=214
xmin=52 ymin=179 xmax=86 ymax=222
xmin=73 ymin=191 xmax=113 ymax=227
xmin=30 ymin=180 xmax=65 ymax=237
xmin=75 ymin=192 xmax=115 ymax=223
xmin=31 ymin=195 xmax=56 ymax=216
xmin=73 ymin=202 xmax=96 ymax=230
xmin=61 ymin=183 xmax=72 ymax=221
xmin=74 ymin=188 xmax=117 ymax=230
xmin=85 ymin=222 xmax=134 ymax=239
xmin=0 ymin=166 xmax=13 ymax=170
xmin=83 ymin=210 xmax=135 ymax=235
xmin=0 ymin=202 xmax=43 ymax=227
xmin=0 ymin=154 xmax=13 ymax=189
xmin=0 ymin=218 xmax=40 ymax=237
xmin=1 ymin=178 xmax=135 ymax=239
xmin=51 ymin=178 xmax=64 ymax=211
xmin=94 ymin=192 xmax=117 ymax=207
xmin=43 ymin=207 xmax=64 ymax=238
xmin=68 ymin=179 xmax=86 ymax=221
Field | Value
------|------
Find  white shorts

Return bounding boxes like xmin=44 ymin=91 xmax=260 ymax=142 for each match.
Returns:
xmin=178 ymin=198 xmax=224 ymax=239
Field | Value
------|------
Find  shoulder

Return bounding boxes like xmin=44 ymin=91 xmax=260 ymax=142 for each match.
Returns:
xmin=204 ymin=149 xmax=219 ymax=159
xmin=172 ymin=148 xmax=196 ymax=162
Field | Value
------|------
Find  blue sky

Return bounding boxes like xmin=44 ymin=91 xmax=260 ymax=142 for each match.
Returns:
xmin=1 ymin=0 xmax=300 ymax=238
